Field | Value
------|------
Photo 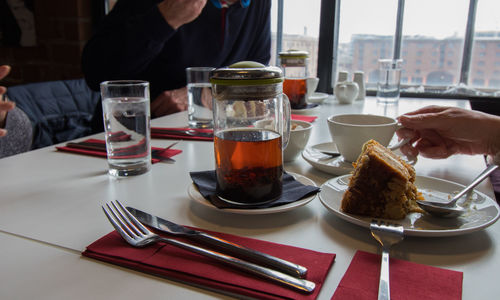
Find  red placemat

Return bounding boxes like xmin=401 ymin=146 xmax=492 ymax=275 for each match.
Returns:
xmin=292 ymin=114 xmax=318 ymax=123
xmin=83 ymin=228 xmax=335 ymax=300
xmin=56 ymin=139 xmax=181 ymax=164
xmin=331 ymin=250 xmax=463 ymax=300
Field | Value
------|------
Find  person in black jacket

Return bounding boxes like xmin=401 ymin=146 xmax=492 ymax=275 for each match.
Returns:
xmin=82 ymin=0 xmax=271 ymax=119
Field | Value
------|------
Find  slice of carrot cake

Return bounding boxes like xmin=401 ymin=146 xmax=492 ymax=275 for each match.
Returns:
xmin=341 ymin=139 xmax=423 ymax=219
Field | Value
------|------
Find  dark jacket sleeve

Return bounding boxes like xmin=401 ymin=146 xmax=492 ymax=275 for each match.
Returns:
xmin=82 ymin=0 xmax=175 ymax=91
xmin=244 ymin=0 xmax=271 ymax=65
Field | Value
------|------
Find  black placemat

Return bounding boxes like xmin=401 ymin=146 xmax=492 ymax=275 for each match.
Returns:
xmin=190 ymin=171 xmax=320 ymax=209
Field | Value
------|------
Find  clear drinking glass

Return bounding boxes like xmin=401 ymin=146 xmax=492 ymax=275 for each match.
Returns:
xmin=100 ymin=80 xmax=151 ymax=177
xmin=186 ymin=67 xmax=215 ymax=128
xmin=376 ymin=59 xmax=403 ymax=103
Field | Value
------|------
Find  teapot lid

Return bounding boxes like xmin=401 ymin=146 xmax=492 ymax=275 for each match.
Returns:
xmin=210 ymin=61 xmax=283 ymax=86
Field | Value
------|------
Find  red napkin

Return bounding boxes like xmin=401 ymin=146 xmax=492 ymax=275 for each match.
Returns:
xmin=107 ymin=131 xmax=132 ymax=142
xmin=151 ymin=127 xmax=213 ymax=141
xmin=151 ymin=119 xmax=315 ymax=141
xmin=83 ymin=228 xmax=336 ymax=300
xmin=331 ymin=250 xmax=463 ymax=300
xmin=292 ymin=114 xmax=318 ymax=123
xmin=56 ymin=139 xmax=182 ymax=164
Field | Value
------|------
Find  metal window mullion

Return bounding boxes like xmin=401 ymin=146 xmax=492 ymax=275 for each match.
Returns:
xmin=393 ymin=0 xmax=405 ymax=59
xmin=276 ymin=0 xmax=284 ymax=66
xmin=459 ymin=0 xmax=478 ymax=85
xmin=331 ymin=0 xmax=340 ymax=87
xmin=317 ymin=0 xmax=338 ymax=94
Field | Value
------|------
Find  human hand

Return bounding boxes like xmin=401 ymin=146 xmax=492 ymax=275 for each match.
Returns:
xmin=151 ymin=86 xmax=188 ymax=118
xmin=396 ymin=105 xmax=500 ymax=159
xmin=0 ymin=65 xmax=15 ymax=136
xmin=158 ymin=0 xmax=207 ymax=30
xmin=200 ymin=86 xmax=212 ymax=110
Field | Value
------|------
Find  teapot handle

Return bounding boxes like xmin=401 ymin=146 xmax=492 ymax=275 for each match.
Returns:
xmin=282 ymin=93 xmax=291 ymax=150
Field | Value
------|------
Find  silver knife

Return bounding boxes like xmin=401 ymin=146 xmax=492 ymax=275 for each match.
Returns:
xmin=151 ymin=128 xmax=213 ymax=138
xmin=65 ymin=142 xmax=175 ymax=163
xmin=126 ymin=206 xmax=308 ymax=278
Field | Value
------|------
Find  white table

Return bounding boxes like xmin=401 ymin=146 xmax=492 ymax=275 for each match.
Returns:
xmin=0 ymin=97 xmax=496 ymax=300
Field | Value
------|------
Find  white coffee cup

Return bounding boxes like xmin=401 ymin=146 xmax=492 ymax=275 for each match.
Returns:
xmin=306 ymin=77 xmax=319 ymax=100
xmin=334 ymin=81 xmax=359 ymax=104
xmin=327 ymin=114 xmax=410 ymax=162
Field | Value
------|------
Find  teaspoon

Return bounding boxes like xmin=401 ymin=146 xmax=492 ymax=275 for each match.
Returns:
xmin=319 ymin=150 xmax=341 ymax=157
xmin=417 ymin=164 xmax=499 ymax=218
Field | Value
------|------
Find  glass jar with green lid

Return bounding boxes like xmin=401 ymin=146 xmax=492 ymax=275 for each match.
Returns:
xmin=210 ymin=61 xmax=291 ymax=206
xmin=279 ymin=50 xmax=309 ymax=109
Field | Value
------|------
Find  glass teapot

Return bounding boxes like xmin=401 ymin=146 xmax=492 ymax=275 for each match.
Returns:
xmin=210 ymin=61 xmax=291 ymax=206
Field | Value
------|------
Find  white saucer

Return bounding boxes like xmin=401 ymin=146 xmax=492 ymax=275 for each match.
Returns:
xmin=302 ymin=142 xmax=354 ymax=176
xmin=307 ymin=92 xmax=329 ymax=104
xmin=320 ymin=174 xmax=500 ymax=237
xmin=187 ymin=172 xmax=317 ymax=214
xmin=302 ymin=142 xmax=416 ymax=176
xmin=291 ymin=103 xmax=320 ymax=115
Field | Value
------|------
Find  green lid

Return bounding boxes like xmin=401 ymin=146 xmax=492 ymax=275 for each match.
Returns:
xmin=228 ymin=61 xmax=266 ymax=68
xmin=278 ymin=49 xmax=309 ymax=59
xmin=210 ymin=61 xmax=283 ymax=86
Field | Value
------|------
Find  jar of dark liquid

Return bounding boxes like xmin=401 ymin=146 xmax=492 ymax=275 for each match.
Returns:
xmin=279 ymin=50 xmax=309 ymax=109
xmin=210 ymin=61 xmax=291 ymax=206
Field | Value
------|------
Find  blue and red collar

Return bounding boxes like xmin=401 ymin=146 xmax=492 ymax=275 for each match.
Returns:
xmin=210 ymin=0 xmax=250 ymax=9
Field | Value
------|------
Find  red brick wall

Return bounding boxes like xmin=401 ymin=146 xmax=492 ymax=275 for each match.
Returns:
xmin=0 ymin=0 xmax=93 ymax=87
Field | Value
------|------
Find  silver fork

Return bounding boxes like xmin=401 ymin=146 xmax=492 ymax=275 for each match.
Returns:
xmin=102 ymin=200 xmax=315 ymax=293
xmin=369 ymin=220 xmax=405 ymax=300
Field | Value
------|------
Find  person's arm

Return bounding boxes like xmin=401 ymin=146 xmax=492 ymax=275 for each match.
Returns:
xmin=244 ymin=0 xmax=271 ymax=65
xmin=396 ymin=105 xmax=500 ymax=159
xmin=82 ymin=0 xmax=173 ymax=91
xmin=82 ymin=0 xmax=207 ymax=91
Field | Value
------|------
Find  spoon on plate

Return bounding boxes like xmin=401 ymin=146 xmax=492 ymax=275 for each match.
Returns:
xmin=318 ymin=150 xmax=341 ymax=157
xmin=417 ymin=164 xmax=499 ymax=218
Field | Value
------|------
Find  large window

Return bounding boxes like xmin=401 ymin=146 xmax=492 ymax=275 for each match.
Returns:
xmin=272 ymin=0 xmax=500 ymax=98
xmin=270 ymin=0 xmax=321 ymax=77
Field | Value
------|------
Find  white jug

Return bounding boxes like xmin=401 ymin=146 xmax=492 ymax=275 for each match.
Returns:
xmin=334 ymin=81 xmax=359 ymax=104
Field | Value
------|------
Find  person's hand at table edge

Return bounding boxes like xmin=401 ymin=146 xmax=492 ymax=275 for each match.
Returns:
xmin=396 ymin=105 xmax=500 ymax=161
xmin=151 ymin=86 xmax=188 ymax=118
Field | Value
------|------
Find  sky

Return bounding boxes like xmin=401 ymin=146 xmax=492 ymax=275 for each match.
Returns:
xmin=271 ymin=0 xmax=500 ymax=43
